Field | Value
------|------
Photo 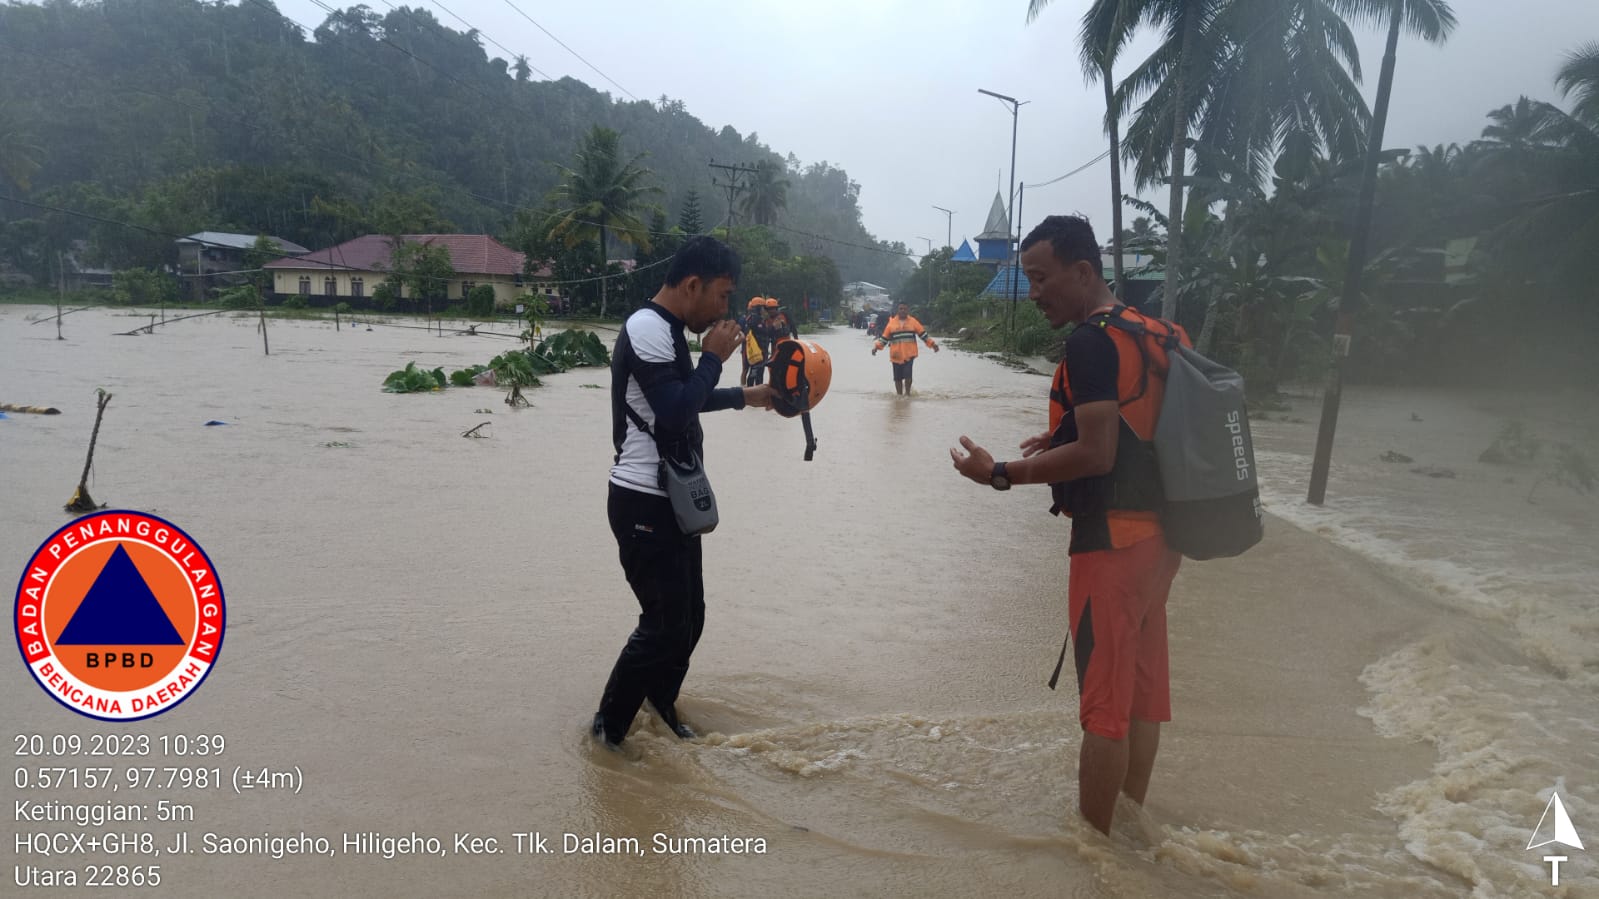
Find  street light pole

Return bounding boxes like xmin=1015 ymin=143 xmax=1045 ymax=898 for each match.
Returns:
xmin=978 ymin=88 xmax=1023 ymax=352
xmin=932 ymin=205 xmax=955 ymax=249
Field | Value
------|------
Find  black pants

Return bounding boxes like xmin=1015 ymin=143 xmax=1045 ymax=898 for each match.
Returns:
xmin=596 ymin=483 xmax=706 ymax=740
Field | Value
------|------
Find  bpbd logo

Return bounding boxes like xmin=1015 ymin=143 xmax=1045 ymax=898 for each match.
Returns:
xmin=13 ymin=511 xmax=225 ymax=721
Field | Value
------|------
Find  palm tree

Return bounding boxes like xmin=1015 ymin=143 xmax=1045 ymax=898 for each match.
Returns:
xmin=1027 ymin=0 xmax=1134 ymax=297
xmin=1475 ymin=96 xmax=1568 ymax=157
xmin=1306 ymin=0 xmax=1455 ymax=505
xmin=1556 ymin=41 xmax=1599 ymax=129
xmin=740 ymin=159 xmax=790 ymax=226
xmin=512 ymin=54 xmax=531 ymax=82
xmin=1119 ymin=0 xmax=1213 ymax=319
xmin=1479 ymin=93 xmax=1599 ymax=285
xmin=1110 ymin=0 xmax=1371 ymax=319
xmin=547 ymin=126 xmax=662 ymax=317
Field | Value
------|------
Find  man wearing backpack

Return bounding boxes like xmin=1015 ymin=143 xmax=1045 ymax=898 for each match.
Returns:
xmin=949 ymin=214 xmax=1190 ymax=836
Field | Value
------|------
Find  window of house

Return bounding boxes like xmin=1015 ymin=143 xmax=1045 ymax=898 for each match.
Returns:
xmin=461 ymin=280 xmax=475 ymax=299
xmin=324 ymin=277 xmax=337 ymax=297
xmin=298 ymin=276 xmax=311 ymax=295
xmin=351 ymin=277 xmax=364 ymax=298
xmin=544 ymin=288 xmax=554 ymax=296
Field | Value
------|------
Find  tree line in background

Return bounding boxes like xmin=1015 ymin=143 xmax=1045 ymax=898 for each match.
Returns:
xmin=0 ymin=0 xmax=910 ymax=313
xmin=903 ymin=0 xmax=1596 ymax=392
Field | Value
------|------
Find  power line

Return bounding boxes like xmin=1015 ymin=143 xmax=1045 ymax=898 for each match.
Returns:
xmin=497 ymin=0 xmax=638 ymax=101
xmin=6 ymin=14 xmax=900 ymax=272
xmin=0 ymin=42 xmax=664 ymax=243
xmin=1026 ymin=150 xmax=1113 ymax=189
xmin=245 ymin=0 xmax=503 ymax=111
xmin=409 ymin=0 xmax=552 ymax=80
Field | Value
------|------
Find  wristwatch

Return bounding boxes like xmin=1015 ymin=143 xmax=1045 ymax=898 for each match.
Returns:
xmin=990 ymin=461 xmax=1012 ymax=491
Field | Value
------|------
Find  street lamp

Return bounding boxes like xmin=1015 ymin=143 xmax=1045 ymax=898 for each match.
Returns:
xmin=978 ymin=88 xmax=1025 ymax=351
xmin=932 ymin=205 xmax=955 ymax=249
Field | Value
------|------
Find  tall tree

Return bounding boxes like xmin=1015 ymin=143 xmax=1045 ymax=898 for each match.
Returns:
xmin=1110 ymin=0 xmax=1373 ymax=318
xmin=387 ymin=239 xmax=455 ymax=317
xmin=1306 ymin=0 xmax=1456 ymax=505
xmin=0 ymin=105 xmax=43 ymax=194
xmin=547 ymin=125 xmax=661 ymax=317
xmin=1028 ymin=0 xmax=1135 ymax=297
xmin=678 ymin=188 xmax=705 ymax=234
xmin=740 ymin=159 xmax=790 ymax=227
xmin=512 ymin=54 xmax=531 ymax=82
xmin=1557 ymin=41 xmax=1599 ymax=129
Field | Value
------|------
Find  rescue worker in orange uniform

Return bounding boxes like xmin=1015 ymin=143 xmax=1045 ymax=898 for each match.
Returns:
xmin=871 ymin=303 xmax=939 ymax=395
xmin=740 ymin=297 xmax=766 ymax=386
xmin=948 ymin=214 xmax=1190 ymax=837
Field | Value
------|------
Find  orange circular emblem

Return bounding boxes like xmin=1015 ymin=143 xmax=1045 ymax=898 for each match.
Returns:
xmin=14 ymin=511 xmax=225 ymax=721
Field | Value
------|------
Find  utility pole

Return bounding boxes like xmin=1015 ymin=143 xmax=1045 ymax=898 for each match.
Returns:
xmin=932 ymin=206 xmax=955 ymax=249
xmin=708 ymin=159 xmax=757 ymax=244
xmin=1013 ymin=183 xmax=1025 ymax=330
xmin=916 ymin=237 xmax=934 ymax=309
xmin=1306 ymin=6 xmax=1406 ymax=506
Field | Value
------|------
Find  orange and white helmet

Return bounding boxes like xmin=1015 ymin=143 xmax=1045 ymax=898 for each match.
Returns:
xmin=747 ymin=296 xmax=766 ymax=309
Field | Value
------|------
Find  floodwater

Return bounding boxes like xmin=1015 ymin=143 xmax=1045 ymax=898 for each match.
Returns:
xmin=1 ymin=305 xmax=1594 ymax=897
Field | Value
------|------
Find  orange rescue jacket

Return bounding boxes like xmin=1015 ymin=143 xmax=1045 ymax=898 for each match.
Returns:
xmin=875 ymin=315 xmax=936 ymax=363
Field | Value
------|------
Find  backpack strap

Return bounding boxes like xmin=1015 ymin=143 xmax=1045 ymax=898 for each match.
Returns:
xmin=1084 ymin=306 xmax=1180 ymax=406
xmin=622 ymin=401 xmax=657 ymax=442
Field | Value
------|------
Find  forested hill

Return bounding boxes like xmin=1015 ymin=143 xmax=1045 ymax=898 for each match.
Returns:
xmin=0 ymin=0 xmax=913 ymax=286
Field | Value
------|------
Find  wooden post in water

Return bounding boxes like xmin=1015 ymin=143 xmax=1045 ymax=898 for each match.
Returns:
xmin=259 ymin=309 xmax=270 ymax=355
xmin=56 ymin=252 xmax=65 ymax=340
xmin=65 ymin=389 xmax=113 ymax=513
xmin=335 ymin=307 xmax=340 ymax=332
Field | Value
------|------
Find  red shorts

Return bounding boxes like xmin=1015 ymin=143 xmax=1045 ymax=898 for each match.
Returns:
xmin=1068 ymin=535 xmax=1182 ymax=740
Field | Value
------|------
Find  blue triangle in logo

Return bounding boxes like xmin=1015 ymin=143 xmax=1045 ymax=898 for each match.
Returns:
xmin=55 ymin=544 xmax=185 ymax=645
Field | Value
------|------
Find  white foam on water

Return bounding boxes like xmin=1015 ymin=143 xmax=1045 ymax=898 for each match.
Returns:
xmin=679 ymin=710 xmax=1462 ymax=895
xmin=1251 ymin=396 xmax=1599 ymax=897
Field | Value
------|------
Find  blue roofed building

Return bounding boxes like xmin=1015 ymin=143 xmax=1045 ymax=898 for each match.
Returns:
xmin=973 ymin=192 xmax=1012 ymax=265
xmin=950 ymin=239 xmax=978 ymax=263
xmin=981 ymin=253 xmax=1166 ymax=310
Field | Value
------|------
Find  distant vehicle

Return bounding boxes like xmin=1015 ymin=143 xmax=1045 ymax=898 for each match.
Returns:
xmin=866 ymin=313 xmax=880 ymax=337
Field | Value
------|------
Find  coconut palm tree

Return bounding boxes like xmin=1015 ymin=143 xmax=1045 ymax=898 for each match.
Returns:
xmin=1556 ymin=41 xmax=1599 ymax=129
xmin=547 ymin=126 xmax=662 ymax=317
xmin=1109 ymin=0 xmax=1373 ymax=319
xmin=512 ymin=54 xmax=531 ymax=82
xmin=1116 ymin=0 xmax=1214 ymax=318
xmin=1027 ymin=0 xmax=1136 ymax=297
xmin=740 ymin=159 xmax=790 ymax=227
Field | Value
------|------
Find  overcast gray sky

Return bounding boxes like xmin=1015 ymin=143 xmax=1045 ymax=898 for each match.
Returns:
xmin=278 ymin=0 xmax=1599 ymax=256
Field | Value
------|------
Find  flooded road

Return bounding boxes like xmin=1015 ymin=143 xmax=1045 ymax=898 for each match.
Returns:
xmin=3 ymin=306 xmax=1591 ymax=897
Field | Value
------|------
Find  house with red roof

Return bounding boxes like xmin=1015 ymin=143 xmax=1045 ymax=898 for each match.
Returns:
xmin=263 ymin=234 xmax=557 ymax=309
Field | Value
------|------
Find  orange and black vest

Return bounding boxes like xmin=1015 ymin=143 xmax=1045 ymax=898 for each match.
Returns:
xmin=1049 ymin=305 xmax=1191 ymax=554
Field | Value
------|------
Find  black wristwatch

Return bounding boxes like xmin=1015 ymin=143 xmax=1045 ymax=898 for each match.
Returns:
xmin=990 ymin=461 xmax=1012 ymax=491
